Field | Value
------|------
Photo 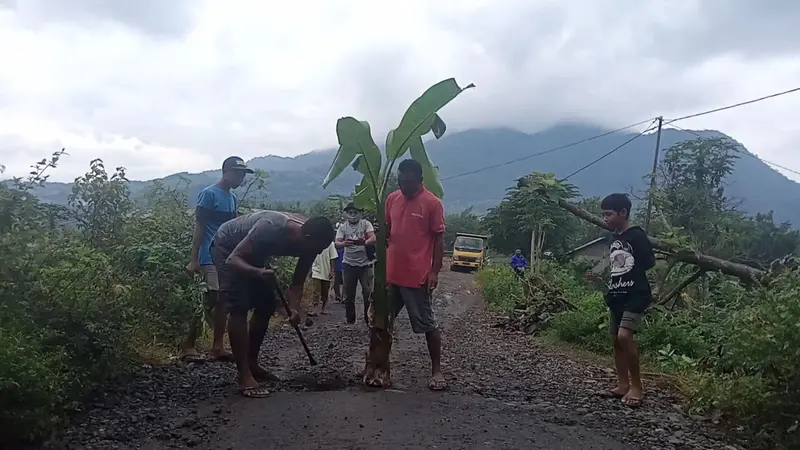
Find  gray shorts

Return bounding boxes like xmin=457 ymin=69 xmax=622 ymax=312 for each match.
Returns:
xmin=609 ymin=310 xmax=643 ymax=336
xmin=389 ymin=284 xmax=437 ymax=334
xmin=200 ymin=264 xmax=219 ymax=291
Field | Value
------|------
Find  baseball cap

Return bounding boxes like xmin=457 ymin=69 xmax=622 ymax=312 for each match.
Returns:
xmin=222 ymin=156 xmax=254 ymax=174
xmin=343 ymin=202 xmax=360 ymax=212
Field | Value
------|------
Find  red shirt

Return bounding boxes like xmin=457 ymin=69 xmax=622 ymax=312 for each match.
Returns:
xmin=385 ymin=187 xmax=446 ymax=288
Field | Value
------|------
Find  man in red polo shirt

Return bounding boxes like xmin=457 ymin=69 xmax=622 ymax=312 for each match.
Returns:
xmin=385 ymin=159 xmax=447 ymax=390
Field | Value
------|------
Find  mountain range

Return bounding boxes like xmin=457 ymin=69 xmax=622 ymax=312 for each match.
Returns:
xmin=23 ymin=124 xmax=800 ymax=225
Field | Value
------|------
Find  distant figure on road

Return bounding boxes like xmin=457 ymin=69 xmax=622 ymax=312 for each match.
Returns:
xmin=309 ymin=239 xmax=338 ymax=316
xmin=181 ymin=156 xmax=253 ymax=363
xmin=385 ymin=159 xmax=447 ymax=391
xmin=211 ymin=210 xmax=334 ymax=398
xmin=598 ymin=193 xmax=655 ymax=408
xmin=510 ymin=249 xmax=527 ymax=277
xmin=336 ymin=203 xmax=376 ymax=325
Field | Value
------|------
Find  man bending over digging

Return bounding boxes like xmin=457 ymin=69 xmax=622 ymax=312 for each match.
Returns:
xmin=210 ymin=210 xmax=335 ymax=398
xmin=599 ymin=193 xmax=655 ymax=408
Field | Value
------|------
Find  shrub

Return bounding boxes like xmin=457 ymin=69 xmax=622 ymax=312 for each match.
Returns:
xmin=547 ymin=292 xmax=609 ymax=354
xmin=0 ymin=327 xmax=68 ymax=441
xmin=0 ymin=160 xmax=204 ymax=445
xmin=475 ymin=264 xmax=525 ymax=314
xmin=688 ymin=271 xmax=800 ymax=446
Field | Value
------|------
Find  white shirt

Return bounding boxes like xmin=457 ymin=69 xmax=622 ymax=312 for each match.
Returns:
xmin=335 ymin=219 xmax=375 ymax=267
xmin=311 ymin=242 xmax=338 ymax=280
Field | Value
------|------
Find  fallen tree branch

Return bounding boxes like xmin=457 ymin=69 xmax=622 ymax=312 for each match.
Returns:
xmin=655 ymin=268 xmax=706 ymax=308
xmin=556 ymin=199 xmax=766 ymax=283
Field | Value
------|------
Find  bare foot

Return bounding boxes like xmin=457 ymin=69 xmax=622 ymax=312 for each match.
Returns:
xmin=250 ymin=365 xmax=281 ymax=383
xmin=428 ymin=372 xmax=447 ymax=391
xmin=210 ymin=348 xmax=235 ymax=362
xmin=238 ymin=375 xmax=269 ymax=398
xmin=622 ymin=386 xmax=644 ymax=408
xmin=598 ymin=385 xmax=629 ymax=399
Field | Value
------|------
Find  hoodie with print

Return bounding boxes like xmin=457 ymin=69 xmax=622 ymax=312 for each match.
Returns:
xmin=605 ymin=226 xmax=655 ymax=313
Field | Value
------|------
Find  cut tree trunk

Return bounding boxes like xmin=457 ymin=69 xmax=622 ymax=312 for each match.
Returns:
xmin=363 ymin=200 xmax=393 ymax=388
xmin=556 ymin=199 xmax=766 ymax=283
xmin=363 ymin=302 xmax=392 ymax=388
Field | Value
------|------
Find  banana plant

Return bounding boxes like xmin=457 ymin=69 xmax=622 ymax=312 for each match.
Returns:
xmin=322 ymin=78 xmax=474 ymax=387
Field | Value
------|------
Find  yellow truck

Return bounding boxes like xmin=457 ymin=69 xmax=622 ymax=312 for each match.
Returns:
xmin=450 ymin=233 xmax=488 ymax=271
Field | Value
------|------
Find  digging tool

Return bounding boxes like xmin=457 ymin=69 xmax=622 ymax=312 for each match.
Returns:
xmin=272 ymin=281 xmax=318 ymax=366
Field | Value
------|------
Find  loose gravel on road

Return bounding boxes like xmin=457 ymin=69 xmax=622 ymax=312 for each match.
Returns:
xmin=37 ymin=271 xmax=747 ymax=450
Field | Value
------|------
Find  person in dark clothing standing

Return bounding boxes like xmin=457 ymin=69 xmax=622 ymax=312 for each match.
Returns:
xmin=598 ymin=193 xmax=655 ymax=408
xmin=211 ymin=210 xmax=334 ymax=398
xmin=335 ymin=203 xmax=376 ymax=324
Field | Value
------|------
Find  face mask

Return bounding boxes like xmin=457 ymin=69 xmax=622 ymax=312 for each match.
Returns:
xmin=345 ymin=211 xmax=361 ymax=223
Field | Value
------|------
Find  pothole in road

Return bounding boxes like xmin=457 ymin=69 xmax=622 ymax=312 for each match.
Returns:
xmin=280 ymin=373 xmax=359 ymax=392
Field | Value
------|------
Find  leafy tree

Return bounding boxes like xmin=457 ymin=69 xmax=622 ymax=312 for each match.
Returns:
xmin=69 ymin=159 xmax=133 ymax=249
xmin=568 ymin=196 xmax=606 ymax=248
xmin=322 ymin=78 xmax=474 ymax=387
xmin=309 ymin=195 xmax=349 ymax=225
xmin=482 ymin=173 xmax=579 ymax=257
xmin=0 ymin=154 xmax=204 ymax=445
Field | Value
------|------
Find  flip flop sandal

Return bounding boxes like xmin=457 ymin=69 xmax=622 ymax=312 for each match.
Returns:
xmin=240 ymin=386 xmax=271 ymax=398
xmin=428 ymin=377 xmax=448 ymax=391
xmin=622 ymin=395 xmax=645 ymax=408
xmin=598 ymin=389 xmax=626 ymax=399
xmin=179 ymin=353 xmax=206 ymax=363
xmin=211 ymin=352 xmax=235 ymax=363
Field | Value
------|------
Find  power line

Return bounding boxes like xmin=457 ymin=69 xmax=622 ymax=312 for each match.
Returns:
xmin=665 ymin=86 xmax=800 ymax=125
xmin=562 ymin=121 xmax=658 ymax=180
xmin=440 ymin=117 xmax=656 ymax=181
xmin=665 ymin=123 xmax=800 ymax=177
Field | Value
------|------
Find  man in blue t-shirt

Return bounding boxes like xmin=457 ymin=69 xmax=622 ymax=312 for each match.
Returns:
xmin=180 ymin=156 xmax=253 ymax=362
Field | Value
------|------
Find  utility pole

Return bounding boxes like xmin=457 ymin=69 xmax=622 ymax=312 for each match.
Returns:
xmin=644 ymin=116 xmax=663 ymax=233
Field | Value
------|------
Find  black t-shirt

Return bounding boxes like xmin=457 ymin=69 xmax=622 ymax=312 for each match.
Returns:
xmin=605 ymin=226 xmax=655 ymax=312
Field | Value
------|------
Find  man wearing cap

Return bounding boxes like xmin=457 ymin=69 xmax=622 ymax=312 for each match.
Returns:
xmin=181 ymin=156 xmax=253 ymax=362
xmin=335 ymin=203 xmax=376 ymax=324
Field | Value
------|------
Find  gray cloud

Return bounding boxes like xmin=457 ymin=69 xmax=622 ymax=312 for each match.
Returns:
xmin=1 ymin=0 xmax=799 ymax=182
xmin=652 ymin=1 xmax=800 ymax=62
xmin=6 ymin=0 xmax=197 ymax=38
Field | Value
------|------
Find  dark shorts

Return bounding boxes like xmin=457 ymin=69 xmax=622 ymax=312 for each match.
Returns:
xmin=211 ymin=242 xmax=277 ymax=316
xmin=389 ymin=284 xmax=437 ymax=334
xmin=606 ymin=293 xmax=651 ymax=336
xmin=609 ymin=309 xmax=644 ymax=336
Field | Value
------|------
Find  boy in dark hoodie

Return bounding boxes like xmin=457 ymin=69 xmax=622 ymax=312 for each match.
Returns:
xmin=599 ymin=193 xmax=655 ymax=408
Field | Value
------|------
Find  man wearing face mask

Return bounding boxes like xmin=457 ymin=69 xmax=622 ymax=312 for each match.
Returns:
xmin=335 ymin=203 xmax=376 ymax=324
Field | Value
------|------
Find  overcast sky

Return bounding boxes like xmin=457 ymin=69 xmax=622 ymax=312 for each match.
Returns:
xmin=1 ymin=0 xmax=799 ymax=182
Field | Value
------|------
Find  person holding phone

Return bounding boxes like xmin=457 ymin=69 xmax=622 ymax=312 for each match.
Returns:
xmin=335 ymin=203 xmax=376 ymax=324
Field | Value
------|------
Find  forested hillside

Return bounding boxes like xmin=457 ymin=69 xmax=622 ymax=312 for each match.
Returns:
xmin=20 ymin=124 xmax=800 ymax=225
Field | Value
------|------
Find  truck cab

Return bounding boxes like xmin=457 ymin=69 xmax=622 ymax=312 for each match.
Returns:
xmin=451 ymin=233 xmax=488 ymax=271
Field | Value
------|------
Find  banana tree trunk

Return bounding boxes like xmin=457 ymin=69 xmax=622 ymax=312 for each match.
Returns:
xmin=363 ymin=198 xmax=393 ymax=388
